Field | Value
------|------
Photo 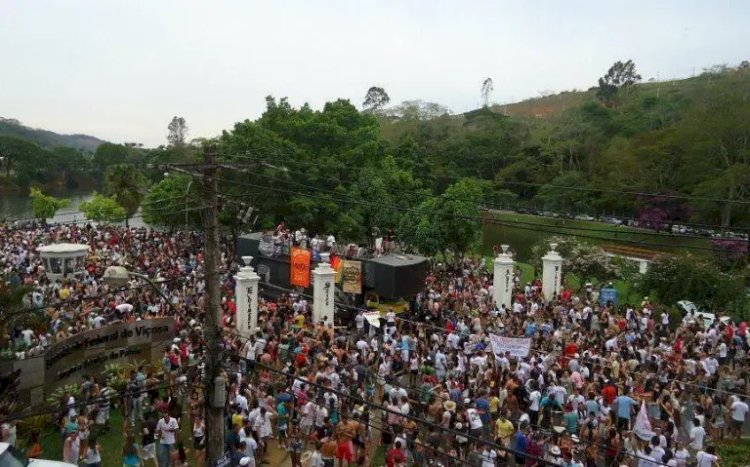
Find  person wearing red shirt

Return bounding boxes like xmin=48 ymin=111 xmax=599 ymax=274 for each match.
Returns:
xmin=725 ymin=323 xmax=734 ymax=341
xmin=602 ymin=381 xmax=617 ymax=405
xmin=564 ymin=342 xmax=578 ymax=358
xmin=386 ymin=440 xmax=406 ymax=467
xmin=673 ymin=336 xmax=683 ymax=355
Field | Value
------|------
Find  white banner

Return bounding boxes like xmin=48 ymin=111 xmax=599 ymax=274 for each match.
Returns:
xmin=489 ymin=334 xmax=531 ymax=358
xmin=363 ymin=311 xmax=382 ymax=328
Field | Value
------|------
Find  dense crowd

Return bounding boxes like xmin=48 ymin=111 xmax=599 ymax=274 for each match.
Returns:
xmin=1 ymin=222 xmax=747 ymax=467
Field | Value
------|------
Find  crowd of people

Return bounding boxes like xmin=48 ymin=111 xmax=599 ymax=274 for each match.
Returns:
xmin=1 ymin=221 xmax=748 ymax=467
xmin=261 ymin=222 xmax=400 ymax=260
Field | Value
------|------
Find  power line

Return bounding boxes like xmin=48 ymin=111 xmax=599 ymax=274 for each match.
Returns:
xmin=227 ymin=349 xmax=559 ymax=465
xmin=212 ymin=176 xmax=723 ymax=252
xmin=236 ymin=154 xmax=747 ymax=240
xmin=250 ymin=280 xmax=750 ymax=400
xmin=243 ymin=152 xmax=750 ymax=205
xmin=0 ymin=379 xmax=195 ymax=424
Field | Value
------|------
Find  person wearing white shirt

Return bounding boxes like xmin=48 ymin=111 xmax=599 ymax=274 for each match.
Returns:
xmin=689 ymin=418 xmax=706 ymax=452
xmin=355 ymin=312 xmax=365 ymax=332
xmin=673 ymin=445 xmax=690 ymax=467
xmin=466 ymin=406 xmax=483 ymax=437
xmin=236 ymin=393 xmax=249 ymax=412
xmin=528 ymin=388 xmax=541 ymax=424
xmin=636 ymin=447 xmax=658 ymax=467
xmin=299 ymin=401 xmax=316 ymax=436
xmin=695 ymin=447 xmax=719 ymax=467
xmin=730 ymin=396 xmax=749 ymax=439
xmin=156 ymin=413 xmax=179 ymax=467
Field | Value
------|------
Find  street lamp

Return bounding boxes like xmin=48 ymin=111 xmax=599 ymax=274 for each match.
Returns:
xmin=102 ymin=265 xmax=172 ymax=305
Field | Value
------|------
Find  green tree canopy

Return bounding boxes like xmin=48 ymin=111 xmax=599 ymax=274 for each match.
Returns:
xmin=29 ymin=188 xmax=70 ymax=223
xmin=412 ymin=178 xmax=484 ymax=261
xmin=529 ymin=236 xmax=621 ymax=288
xmin=639 ymin=254 xmax=749 ymax=319
xmin=79 ymin=192 xmax=126 ymax=223
xmin=142 ymin=174 xmax=201 ymax=230
xmin=104 ymin=164 xmax=150 ymax=226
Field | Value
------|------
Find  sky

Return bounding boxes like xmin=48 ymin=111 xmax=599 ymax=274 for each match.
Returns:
xmin=1 ymin=0 xmax=749 ymax=147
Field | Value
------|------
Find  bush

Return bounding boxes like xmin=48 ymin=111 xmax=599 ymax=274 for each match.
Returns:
xmin=640 ymin=253 xmax=749 ymax=319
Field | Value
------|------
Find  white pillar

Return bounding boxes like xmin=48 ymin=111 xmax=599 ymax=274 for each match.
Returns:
xmin=542 ymin=242 xmax=563 ymax=300
xmin=313 ymin=253 xmax=336 ymax=326
xmin=234 ymin=255 xmax=260 ymax=339
xmin=493 ymin=244 xmax=514 ymax=310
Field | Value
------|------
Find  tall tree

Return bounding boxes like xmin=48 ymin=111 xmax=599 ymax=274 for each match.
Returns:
xmin=677 ymin=77 xmax=750 ymax=226
xmin=142 ymin=173 xmax=201 ymax=231
xmin=596 ymin=60 xmax=642 ymax=107
xmin=412 ymin=179 xmax=483 ymax=262
xmin=93 ymin=143 xmax=130 ymax=172
xmin=481 ymin=77 xmax=494 ymax=107
xmin=362 ymin=86 xmax=390 ymax=113
xmin=78 ymin=192 xmax=126 ymax=223
xmin=29 ymin=188 xmax=69 ymax=224
xmin=103 ymin=164 xmax=150 ymax=227
xmin=385 ymin=100 xmax=451 ymax=120
xmin=167 ymin=116 xmax=188 ymax=146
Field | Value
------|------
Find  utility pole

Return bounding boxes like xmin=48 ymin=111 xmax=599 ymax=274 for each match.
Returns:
xmin=202 ymin=146 xmax=226 ymax=465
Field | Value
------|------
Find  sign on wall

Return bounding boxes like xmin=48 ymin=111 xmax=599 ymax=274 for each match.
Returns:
xmin=1 ymin=318 xmax=176 ymax=408
xmin=341 ymin=260 xmax=362 ymax=294
xmin=290 ymin=247 xmax=311 ymax=288
xmin=44 ymin=318 xmax=176 ymax=387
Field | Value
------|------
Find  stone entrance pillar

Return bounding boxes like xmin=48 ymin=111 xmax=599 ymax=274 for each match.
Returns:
xmin=541 ymin=243 xmax=563 ymax=300
xmin=313 ymin=253 xmax=336 ymax=326
xmin=493 ymin=244 xmax=514 ymax=310
xmin=235 ymin=256 xmax=260 ymax=338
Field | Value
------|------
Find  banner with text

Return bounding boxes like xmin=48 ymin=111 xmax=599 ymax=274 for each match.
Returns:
xmin=341 ymin=260 xmax=362 ymax=294
xmin=290 ymin=247 xmax=312 ymax=288
xmin=489 ymin=334 xmax=531 ymax=358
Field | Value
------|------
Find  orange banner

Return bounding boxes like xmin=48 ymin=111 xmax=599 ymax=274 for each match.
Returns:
xmin=290 ymin=247 xmax=311 ymax=288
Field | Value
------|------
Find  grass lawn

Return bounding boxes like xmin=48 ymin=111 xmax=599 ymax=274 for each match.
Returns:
xmin=483 ymin=258 xmax=642 ymax=306
xmin=482 ymin=211 xmax=713 ymax=262
xmin=26 ymin=406 xmax=198 ymax=466
xmin=484 ymin=257 xmax=534 ymax=286
xmin=716 ymin=438 xmax=750 ymax=466
xmin=371 ymin=446 xmax=386 ymax=466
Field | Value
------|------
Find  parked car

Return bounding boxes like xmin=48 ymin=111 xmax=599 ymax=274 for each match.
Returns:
xmin=0 ymin=443 xmax=78 ymax=467
xmin=676 ymin=300 xmax=699 ymax=316
xmin=677 ymin=300 xmax=731 ymax=328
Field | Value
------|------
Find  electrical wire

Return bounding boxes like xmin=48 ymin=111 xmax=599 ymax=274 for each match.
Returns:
xmin=226 ymin=351 xmax=560 ymax=466
xmin=241 ymin=152 xmax=750 ymax=206
xmin=212 ymin=176 xmax=726 ymax=252
xmin=0 ymin=379 xmax=198 ymax=424
xmin=247 ymin=279 xmax=750 ymax=401
xmin=225 ymin=160 xmax=748 ymax=243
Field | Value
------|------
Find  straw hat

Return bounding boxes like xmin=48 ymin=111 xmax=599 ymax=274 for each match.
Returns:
xmin=443 ymin=400 xmax=457 ymax=411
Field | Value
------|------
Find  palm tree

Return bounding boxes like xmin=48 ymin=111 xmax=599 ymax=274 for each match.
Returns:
xmin=481 ymin=77 xmax=494 ymax=107
xmin=103 ymin=164 xmax=149 ymax=227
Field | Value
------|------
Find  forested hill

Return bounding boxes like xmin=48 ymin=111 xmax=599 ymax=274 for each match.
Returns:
xmin=378 ymin=64 xmax=750 ymax=228
xmin=0 ymin=117 xmax=106 ymax=152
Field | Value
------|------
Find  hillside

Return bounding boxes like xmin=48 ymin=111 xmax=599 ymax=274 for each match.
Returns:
xmin=0 ymin=117 xmax=106 ymax=152
xmin=378 ymin=65 xmax=750 ymax=228
xmin=489 ymin=70 xmax=741 ymax=119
